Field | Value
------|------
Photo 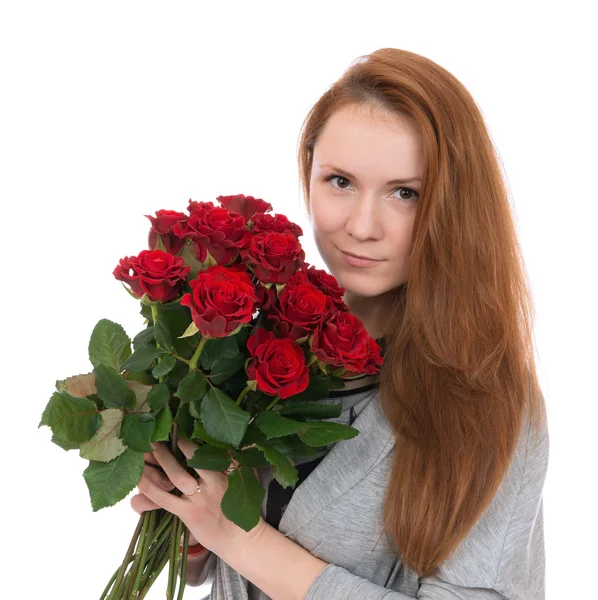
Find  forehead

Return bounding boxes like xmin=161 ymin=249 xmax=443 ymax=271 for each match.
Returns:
xmin=312 ymin=105 xmax=423 ymax=176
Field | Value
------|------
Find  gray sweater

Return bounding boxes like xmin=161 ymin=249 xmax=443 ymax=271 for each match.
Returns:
xmin=194 ymin=386 xmax=550 ymax=599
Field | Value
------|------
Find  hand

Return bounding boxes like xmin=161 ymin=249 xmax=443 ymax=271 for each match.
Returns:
xmin=130 ymin=439 xmax=266 ymax=559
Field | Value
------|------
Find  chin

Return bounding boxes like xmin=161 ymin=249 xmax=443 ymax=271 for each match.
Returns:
xmin=337 ymin=278 xmax=387 ymax=299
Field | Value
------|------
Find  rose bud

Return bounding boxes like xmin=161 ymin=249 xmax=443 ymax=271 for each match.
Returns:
xmin=145 ymin=209 xmax=188 ymax=255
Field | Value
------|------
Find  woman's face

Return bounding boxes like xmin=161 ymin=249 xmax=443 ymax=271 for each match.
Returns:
xmin=308 ymin=104 xmax=423 ymax=305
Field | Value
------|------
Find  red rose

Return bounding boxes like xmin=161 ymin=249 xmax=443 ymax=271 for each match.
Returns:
xmin=255 ymin=283 xmax=278 ymax=313
xmin=145 ymin=209 xmax=188 ymax=255
xmin=360 ymin=336 xmax=385 ymax=375
xmin=269 ymin=279 xmax=335 ymax=340
xmin=187 ymin=199 xmax=215 ymax=213
xmin=180 ymin=265 xmax=257 ymax=338
xmin=240 ymin=231 xmax=305 ymax=284
xmin=113 ymin=249 xmax=190 ymax=303
xmin=217 ymin=194 xmax=273 ymax=219
xmin=310 ymin=311 xmax=378 ymax=373
xmin=246 ymin=328 xmax=309 ymax=399
xmin=304 ymin=265 xmax=347 ymax=310
xmin=173 ymin=203 xmax=248 ymax=265
xmin=250 ymin=212 xmax=303 ymax=237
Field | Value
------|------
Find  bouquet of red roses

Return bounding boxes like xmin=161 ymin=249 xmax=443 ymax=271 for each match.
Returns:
xmin=39 ymin=194 xmax=384 ymax=599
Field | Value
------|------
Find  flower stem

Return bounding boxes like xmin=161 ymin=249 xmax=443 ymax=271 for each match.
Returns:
xmin=129 ymin=509 xmax=156 ymax=597
xmin=150 ymin=302 xmax=166 ymax=383
xmin=147 ymin=509 xmax=174 ymax=547
xmin=138 ymin=517 xmax=173 ymax=594
xmin=123 ymin=510 xmax=152 ymax=598
xmin=166 ymin=515 xmax=180 ymax=599
xmin=150 ymin=302 xmax=160 ymax=327
xmin=189 ymin=335 xmax=208 ymax=371
xmin=176 ymin=529 xmax=190 ymax=600
xmin=236 ymin=383 xmax=253 ymax=406
xmin=99 ymin=565 xmax=120 ymax=600
xmin=265 ymin=394 xmax=281 ymax=411
xmin=138 ymin=541 xmax=171 ymax=600
xmin=107 ymin=514 xmax=144 ymax=600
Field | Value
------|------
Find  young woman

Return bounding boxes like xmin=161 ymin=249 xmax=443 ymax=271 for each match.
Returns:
xmin=131 ymin=47 xmax=549 ymax=600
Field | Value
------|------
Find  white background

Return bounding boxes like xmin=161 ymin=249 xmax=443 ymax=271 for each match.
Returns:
xmin=2 ymin=1 xmax=596 ymax=599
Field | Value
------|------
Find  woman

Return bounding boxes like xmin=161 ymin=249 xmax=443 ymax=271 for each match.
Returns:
xmin=131 ymin=47 xmax=550 ymax=599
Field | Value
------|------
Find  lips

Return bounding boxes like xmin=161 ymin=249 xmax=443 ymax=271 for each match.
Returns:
xmin=342 ymin=250 xmax=382 ymax=261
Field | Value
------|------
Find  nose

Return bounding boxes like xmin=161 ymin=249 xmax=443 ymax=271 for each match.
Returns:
xmin=345 ymin=192 xmax=383 ymax=241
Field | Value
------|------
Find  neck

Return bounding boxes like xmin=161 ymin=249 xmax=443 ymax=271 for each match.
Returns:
xmin=342 ymin=292 xmax=383 ymax=340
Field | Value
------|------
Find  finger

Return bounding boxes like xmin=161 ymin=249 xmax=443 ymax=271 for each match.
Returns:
xmin=144 ymin=451 xmax=159 ymax=466
xmin=177 ymin=438 xmax=226 ymax=483
xmin=143 ymin=463 xmax=175 ymax=491
xmin=130 ymin=492 xmax=162 ymax=514
xmin=137 ymin=472 xmax=187 ymax=516
xmin=151 ymin=441 xmax=201 ymax=495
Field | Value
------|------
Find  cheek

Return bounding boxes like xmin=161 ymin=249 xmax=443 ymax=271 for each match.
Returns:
xmin=309 ymin=191 xmax=343 ymax=235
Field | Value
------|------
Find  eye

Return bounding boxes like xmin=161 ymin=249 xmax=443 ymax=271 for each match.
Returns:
xmin=325 ymin=174 xmax=419 ymax=203
xmin=325 ymin=174 xmax=353 ymax=190
xmin=394 ymin=186 xmax=419 ymax=203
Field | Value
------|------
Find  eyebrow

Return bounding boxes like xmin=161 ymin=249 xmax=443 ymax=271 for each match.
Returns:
xmin=319 ymin=163 xmax=422 ymax=185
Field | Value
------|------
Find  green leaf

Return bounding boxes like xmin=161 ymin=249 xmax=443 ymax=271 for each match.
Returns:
xmin=127 ymin=380 xmax=153 ymax=412
xmin=88 ymin=319 xmax=132 ymax=372
xmin=43 ymin=392 xmax=101 ymax=443
xmin=93 ymin=364 xmax=136 ymax=410
xmin=220 ymin=466 xmax=265 ymax=532
xmin=297 ymin=421 xmax=360 ymax=447
xmin=239 ymin=426 xmax=268 ymax=447
xmin=152 ymin=355 xmax=177 ymax=378
xmin=55 ymin=373 xmax=97 ymax=398
xmin=199 ymin=336 xmax=239 ymax=370
xmin=83 ymin=448 xmax=145 ymax=511
xmin=174 ymin=403 xmax=194 ymax=440
xmin=79 ymin=408 xmax=127 ymax=462
xmin=174 ymin=371 xmax=207 ymax=404
xmin=267 ymin=436 xmax=323 ymax=458
xmin=124 ymin=371 xmax=154 ymax=385
xmin=51 ymin=434 xmax=80 ymax=451
xmin=209 ymin=353 xmax=245 ymax=385
xmin=201 ymin=388 xmax=251 ymax=447
xmin=120 ymin=346 xmax=169 ymax=372
xmin=192 ymin=421 xmax=234 ymax=449
xmin=278 ymin=401 xmax=343 ymax=419
xmin=132 ymin=326 xmax=155 ymax=350
xmin=232 ymin=447 xmax=270 ymax=468
xmin=157 ymin=304 xmax=200 ymax=356
xmin=151 ymin=406 xmax=173 ymax=442
xmin=122 ymin=413 xmax=156 ymax=452
xmin=186 ymin=445 xmax=231 ymax=471
xmin=189 ymin=398 xmax=201 ymax=419
xmin=165 ymin=360 xmax=189 ymax=391
xmin=255 ymin=411 xmax=306 ymax=440
xmin=147 ymin=382 xmax=171 ymax=411
xmin=153 ymin=317 xmax=174 ymax=352
xmin=256 ymin=444 xmax=298 ymax=488
xmin=328 ymin=375 xmax=346 ymax=390
xmin=285 ymin=375 xmax=334 ymax=403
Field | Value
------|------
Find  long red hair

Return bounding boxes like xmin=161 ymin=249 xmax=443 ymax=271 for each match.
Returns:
xmin=297 ymin=48 xmax=547 ymax=577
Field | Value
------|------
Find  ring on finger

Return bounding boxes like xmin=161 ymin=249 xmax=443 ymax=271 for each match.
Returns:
xmin=184 ymin=480 xmax=202 ymax=497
